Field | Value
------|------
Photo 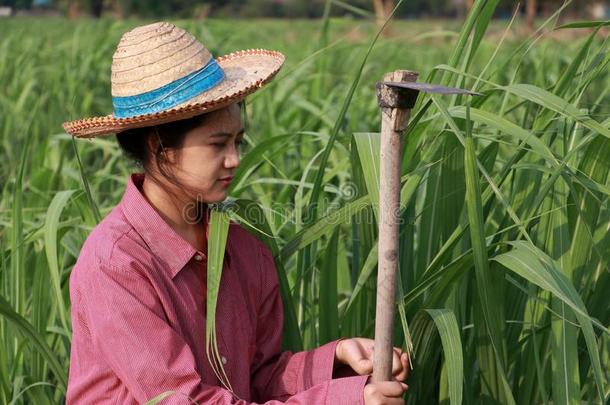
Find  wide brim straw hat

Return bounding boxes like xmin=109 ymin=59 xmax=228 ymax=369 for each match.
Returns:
xmin=63 ymin=22 xmax=284 ymax=138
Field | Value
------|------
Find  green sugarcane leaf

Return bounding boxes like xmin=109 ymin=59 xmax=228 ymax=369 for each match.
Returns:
xmin=280 ymin=195 xmax=371 ymax=262
xmin=354 ymin=132 xmax=381 ymax=219
xmin=425 ymin=309 xmax=463 ymax=405
xmin=502 ymin=84 xmax=610 ymax=140
xmin=319 ymin=228 xmax=339 ymax=343
xmin=493 ymin=241 xmax=607 ymax=402
xmin=555 ymin=21 xmax=610 ymax=30
xmin=463 ymin=103 xmax=514 ymax=405
xmin=0 ymin=294 xmax=67 ymax=390
xmin=448 ymin=106 xmax=556 ymax=163
xmin=206 ymin=209 xmax=233 ymax=394
xmin=44 ymin=189 xmax=76 ymax=336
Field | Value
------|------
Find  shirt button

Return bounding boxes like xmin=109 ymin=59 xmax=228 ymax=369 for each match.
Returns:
xmin=194 ymin=254 xmax=204 ymax=262
xmin=221 ymin=356 xmax=227 ymax=365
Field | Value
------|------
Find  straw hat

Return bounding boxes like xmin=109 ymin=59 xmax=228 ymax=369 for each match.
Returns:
xmin=63 ymin=22 xmax=285 ymax=138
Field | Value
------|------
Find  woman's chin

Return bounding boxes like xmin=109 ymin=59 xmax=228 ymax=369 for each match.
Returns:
xmin=205 ymin=191 xmax=228 ymax=204
xmin=192 ymin=187 xmax=228 ymax=204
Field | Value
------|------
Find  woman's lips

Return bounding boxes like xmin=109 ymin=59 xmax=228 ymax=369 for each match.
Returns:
xmin=219 ymin=177 xmax=233 ymax=187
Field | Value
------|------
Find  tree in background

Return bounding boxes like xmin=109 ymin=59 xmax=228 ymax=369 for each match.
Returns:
xmin=372 ymin=0 xmax=393 ymax=36
xmin=372 ymin=0 xmax=393 ymax=24
xmin=527 ymin=0 xmax=536 ymax=29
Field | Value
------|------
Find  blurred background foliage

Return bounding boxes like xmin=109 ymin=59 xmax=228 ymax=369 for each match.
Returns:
xmin=1 ymin=0 xmax=607 ymax=20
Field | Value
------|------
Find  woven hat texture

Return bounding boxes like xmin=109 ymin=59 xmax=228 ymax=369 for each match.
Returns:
xmin=63 ymin=22 xmax=284 ymax=138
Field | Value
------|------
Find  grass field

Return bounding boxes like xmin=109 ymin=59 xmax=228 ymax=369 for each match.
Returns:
xmin=0 ymin=2 xmax=609 ymax=404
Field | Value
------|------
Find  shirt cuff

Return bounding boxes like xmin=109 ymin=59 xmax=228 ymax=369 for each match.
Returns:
xmin=308 ymin=339 xmax=344 ymax=387
xmin=326 ymin=375 xmax=369 ymax=405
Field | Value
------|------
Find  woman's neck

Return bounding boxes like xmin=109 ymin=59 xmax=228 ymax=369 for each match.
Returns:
xmin=141 ymin=173 xmax=208 ymax=253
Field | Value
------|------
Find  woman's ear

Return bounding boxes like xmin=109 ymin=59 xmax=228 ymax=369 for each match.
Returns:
xmin=145 ymin=132 xmax=161 ymax=165
xmin=146 ymin=131 xmax=157 ymax=153
xmin=147 ymin=129 xmax=178 ymax=166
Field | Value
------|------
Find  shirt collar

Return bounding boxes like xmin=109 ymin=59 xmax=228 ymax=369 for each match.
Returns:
xmin=119 ymin=173 xmax=230 ymax=279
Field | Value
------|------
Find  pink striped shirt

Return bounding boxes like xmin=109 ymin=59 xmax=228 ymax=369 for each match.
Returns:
xmin=67 ymin=173 xmax=368 ymax=404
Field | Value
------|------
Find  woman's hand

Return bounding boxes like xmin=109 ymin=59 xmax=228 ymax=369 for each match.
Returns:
xmin=364 ymin=380 xmax=408 ymax=405
xmin=335 ymin=337 xmax=410 ymax=382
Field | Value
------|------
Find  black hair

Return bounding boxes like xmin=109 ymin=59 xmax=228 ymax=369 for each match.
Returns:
xmin=116 ymin=114 xmax=208 ymax=173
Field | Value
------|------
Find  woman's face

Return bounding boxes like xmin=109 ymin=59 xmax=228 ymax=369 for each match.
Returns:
xmin=166 ymin=102 xmax=244 ymax=203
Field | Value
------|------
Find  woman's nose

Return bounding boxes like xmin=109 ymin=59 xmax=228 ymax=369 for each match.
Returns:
xmin=224 ymin=148 xmax=240 ymax=169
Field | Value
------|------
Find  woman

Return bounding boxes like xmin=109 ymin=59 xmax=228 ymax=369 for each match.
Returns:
xmin=64 ymin=22 xmax=409 ymax=404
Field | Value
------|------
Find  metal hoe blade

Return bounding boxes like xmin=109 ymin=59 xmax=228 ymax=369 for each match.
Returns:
xmin=376 ymin=80 xmax=481 ymax=109
xmin=381 ymin=81 xmax=481 ymax=95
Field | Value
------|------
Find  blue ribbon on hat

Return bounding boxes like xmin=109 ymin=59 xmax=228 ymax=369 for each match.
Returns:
xmin=112 ymin=57 xmax=225 ymax=118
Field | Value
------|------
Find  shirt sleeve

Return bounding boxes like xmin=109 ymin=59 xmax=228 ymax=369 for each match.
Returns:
xmin=250 ymin=245 xmax=369 ymax=403
xmin=80 ymin=256 xmax=367 ymax=405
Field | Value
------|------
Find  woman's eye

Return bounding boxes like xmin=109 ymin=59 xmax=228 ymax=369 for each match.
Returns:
xmin=211 ymin=139 xmax=244 ymax=149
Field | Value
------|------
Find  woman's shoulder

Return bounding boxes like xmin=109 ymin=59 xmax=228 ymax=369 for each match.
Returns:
xmin=69 ymin=206 xmax=150 ymax=307
xmin=71 ymin=206 xmax=152 ymax=283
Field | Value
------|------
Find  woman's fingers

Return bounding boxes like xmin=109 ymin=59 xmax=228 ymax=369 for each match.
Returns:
xmin=394 ymin=353 xmax=409 ymax=381
xmin=391 ymin=347 xmax=404 ymax=376
xmin=366 ymin=381 xmax=408 ymax=397
xmin=370 ymin=346 xmax=410 ymax=381
xmin=342 ymin=340 xmax=374 ymax=374
xmin=363 ymin=381 xmax=408 ymax=405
